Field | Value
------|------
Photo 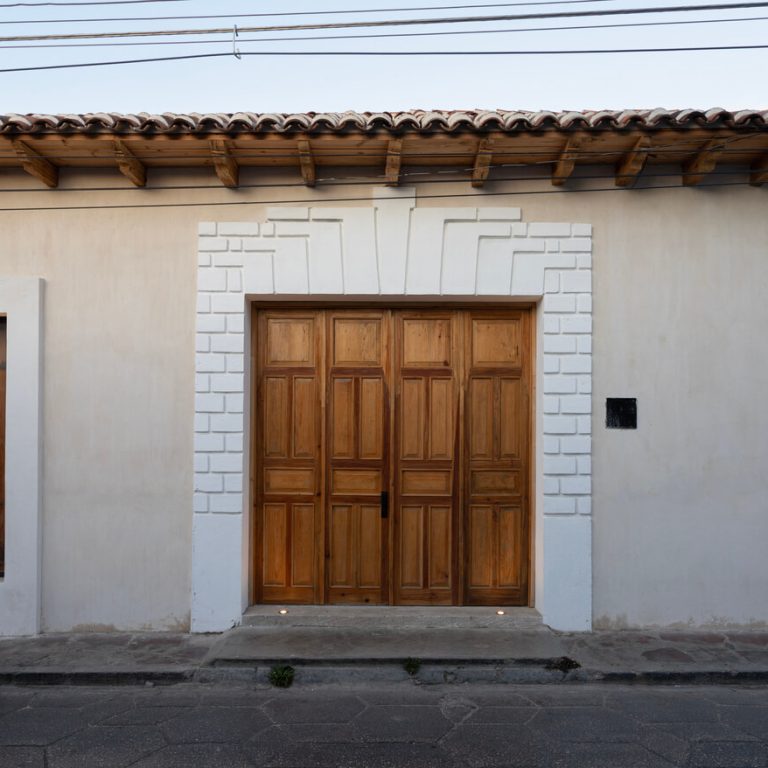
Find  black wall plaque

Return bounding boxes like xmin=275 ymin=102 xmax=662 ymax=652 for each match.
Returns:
xmin=606 ymin=398 xmax=637 ymax=429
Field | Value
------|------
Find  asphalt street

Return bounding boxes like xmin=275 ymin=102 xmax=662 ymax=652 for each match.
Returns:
xmin=0 ymin=682 xmax=766 ymax=767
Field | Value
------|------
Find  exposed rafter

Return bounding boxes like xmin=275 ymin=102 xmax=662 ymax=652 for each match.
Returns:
xmin=551 ymin=136 xmax=582 ymax=186
xmin=682 ymin=139 xmax=724 ymax=186
xmin=471 ymin=138 xmax=494 ymax=188
xmin=615 ymin=136 xmax=651 ymax=188
xmin=297 ymin=136 xmax=316 ymax=187
xmin=209 ymin=139 xmax=239 ymax=188
xmin=749 ymin=152 xmax=768 ymax=186
xmin=384 ymin=138 xmax=403 ymax=186
xmin=114 ymin=140 xmax=146 ymax=187
xmin=13 ymin=140 xmax=58 ymax=188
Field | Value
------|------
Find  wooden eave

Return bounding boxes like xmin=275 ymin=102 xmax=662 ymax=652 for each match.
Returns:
xmin=1 ymin=128 xmax=767 ymax=187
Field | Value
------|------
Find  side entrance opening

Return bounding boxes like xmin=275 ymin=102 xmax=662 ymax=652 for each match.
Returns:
xmin=251 ymin=307 xmax=532 ymax=606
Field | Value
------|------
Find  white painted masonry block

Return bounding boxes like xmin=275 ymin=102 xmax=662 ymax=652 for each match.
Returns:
xmin=542 ymin=515 xmax=592 ymax=630
xmin=528 ymin=222 xmax=572 ymax=237
xmin=193 ymin=193 xmax=592 ymax=635
xmin=191 ymin=514 xmax=243 ymax=632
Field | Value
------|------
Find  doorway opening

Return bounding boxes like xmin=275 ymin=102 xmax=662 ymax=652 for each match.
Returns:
xmin=251 ymin=307 xmax=532 ymax=606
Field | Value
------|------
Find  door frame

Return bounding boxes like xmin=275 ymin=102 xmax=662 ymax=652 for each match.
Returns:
xmin=249 ymin=302 xmax=536 ymax=607
xmin=192 ymin=201 xmax=593 ymax=632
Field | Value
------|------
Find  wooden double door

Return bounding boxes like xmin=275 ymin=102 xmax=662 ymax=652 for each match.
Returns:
xmin=252 ymin=308 xmax=531 ymax=606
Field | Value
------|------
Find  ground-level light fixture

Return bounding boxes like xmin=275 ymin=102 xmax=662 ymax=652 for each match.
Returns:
xmin=278 ymin=609 xmax=289 ymax=615
xmin=496 ymin=610 xmax=505 ymax=616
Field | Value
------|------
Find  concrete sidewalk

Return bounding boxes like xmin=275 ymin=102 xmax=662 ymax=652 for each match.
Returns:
xmin=2 ymin=608 xmax=768 ymax=686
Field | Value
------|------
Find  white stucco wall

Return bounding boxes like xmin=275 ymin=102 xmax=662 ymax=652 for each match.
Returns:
xmin=0 ymin=166 xmax=765 ymax=631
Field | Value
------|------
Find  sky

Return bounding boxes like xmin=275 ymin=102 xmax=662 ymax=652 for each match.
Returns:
xmin=0 ymin=0 xmax=764 ymax=113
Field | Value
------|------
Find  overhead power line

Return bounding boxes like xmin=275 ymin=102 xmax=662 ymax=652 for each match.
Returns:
xmin=0 ymin=0 xmax=190 ymax=5
xmin=3 ymin=13 xmax=767 ymax=49
xmin=3 ymin=1 xmax=768 ymax=43
xmin=1 ymin=0 xmax=624 ymax=25
xmin=1 ymin=43 xmax=767 ymax=71
xmin=0 ymin=180 xmax=753 ymax=214
xmin=0 ymin=167 xmax=755 ymax=196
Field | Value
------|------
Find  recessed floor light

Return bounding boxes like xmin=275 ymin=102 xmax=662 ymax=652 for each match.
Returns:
xmin=496 ymin=610 xmax=505 ymax=616
xmin=278 ymin=609 xmax=289 ymax=615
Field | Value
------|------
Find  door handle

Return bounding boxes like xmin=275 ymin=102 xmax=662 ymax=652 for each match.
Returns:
xmin=380 ymin=491 xmax=389 ymax=519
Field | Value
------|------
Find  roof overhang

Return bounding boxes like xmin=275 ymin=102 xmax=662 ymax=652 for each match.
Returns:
xmin=2 ymin=109 xmax=768 ymax=189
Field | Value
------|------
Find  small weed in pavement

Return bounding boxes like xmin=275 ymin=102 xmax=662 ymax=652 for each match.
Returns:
xmin=269 ymin=664 xmax=295 ymax=688
xmin=404 ymin=657 xmax=422 ymax=676
xmin=545 ymin=656 xmax=581 ymax=673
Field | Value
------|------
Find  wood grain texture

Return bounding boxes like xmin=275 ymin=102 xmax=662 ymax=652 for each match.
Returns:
xmin=252 ymin=306 xmax=531 ymax=607
xmin=326 ymin=312 xmax=389 ymax=604
xmin=463 ymin=310 xmax=531 ymax=605
xmin=393 ymin=312 xmax=460 ymax=605
xmin=255 ymin=311 xmax=322 ymax=603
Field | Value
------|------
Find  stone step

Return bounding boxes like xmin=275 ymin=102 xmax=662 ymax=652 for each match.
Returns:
xmin=241 ymin=605 xmax=545 ymax=630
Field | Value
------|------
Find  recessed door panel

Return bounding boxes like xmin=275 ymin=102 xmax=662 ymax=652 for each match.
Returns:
xmin=264 ymin=377 xmax=289 ymax=458
xmin=263 ymin=503 xmax=287 ymax=587
xmin=293 ymin=378 xmax=317 ymax=458
xmin=429 ymin=378 xmax=454 ymax=460
xmin=360 ymin=378 xmax=384 ymax=459
xmin=400 ymin=378 xmax=424 ymax=459
xmin=402 ymin=318 xmax=452 ymax=367
xmin=333 ymin=318 xmax=382 ymax=366
xmin=471 ymin=317 xmax=522 ymax=368
xmin=331 ymin=377 xmax=355 ymax=458
xmin=499 ymin=377 xmax=523 ymax=459
xmin=266 ymin=317 xmax=315 ymax=367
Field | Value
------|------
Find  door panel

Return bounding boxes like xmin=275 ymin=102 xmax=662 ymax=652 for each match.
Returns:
xmin=464 ymin=311 xmax=530 ymax=605
xmin=326 ymin=312 xmax=389 ymax=604
xmin=256 ymin=312 xmax=322 ymax=603
xmin=394 ymin=313 xmax=460 ymax=605
xmin=253 ymin=307 xmax=530 ymax=607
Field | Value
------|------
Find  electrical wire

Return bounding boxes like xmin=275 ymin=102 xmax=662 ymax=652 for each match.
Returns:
xmin=4 ymin=1 xmax=768 ymax=43
xmin=3 ymin=13 xmax=766 ymax=49
xmin=0 ymin=180 xmax=754 ymax=213
xmin=0 ymin=0 xmax=191 ymax=6
xmin=0 ymin=166 xmax=757 ymax=195
xmin=0 ymin=1 xmax=633 ymax=25
xmin=1 ymin=43 xmax=767 ymax=72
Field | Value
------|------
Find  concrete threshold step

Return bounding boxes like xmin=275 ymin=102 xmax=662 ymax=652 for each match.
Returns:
xmin=241 ymin=605 xmax=544 ymax=630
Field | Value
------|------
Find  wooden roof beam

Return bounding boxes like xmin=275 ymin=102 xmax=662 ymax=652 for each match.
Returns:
xmin=384 ymin=138 xmax=403 ymax=186
xmin=615 ymin=136 xmax=651 ymax=188
xmin=749 ymin=152 xmax=768 ymax=186
xmin=114 ymin=140 xmax=146 ymax=187
xmin=471 ymin=138 xmax=494 ymax=188
xmin=552 ymin=136 xmax=582 ymax=186
xmin=210 ymin=139 xmax=239 ymax=188
xmin=297 ymin=136 xmax=316 ymax=187
xmin=682 ymin=139 xmax=723 ymax=186
xmin=13 ymin=140 xmax=58 ymax=188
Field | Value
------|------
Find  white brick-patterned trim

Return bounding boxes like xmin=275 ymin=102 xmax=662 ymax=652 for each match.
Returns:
xmin=192 ymin=189 xmax=592 ymax=632
xmin=0 ymin=277 xmax=43 ymax=636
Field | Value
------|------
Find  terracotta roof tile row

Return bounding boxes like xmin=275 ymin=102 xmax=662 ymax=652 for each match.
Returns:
xmin=1 ymin=109 xmax=767 ymax=135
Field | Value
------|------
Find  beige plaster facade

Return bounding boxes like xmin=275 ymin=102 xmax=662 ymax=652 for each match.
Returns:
xmin=1 ymin=166 xmax=766 ymax=631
